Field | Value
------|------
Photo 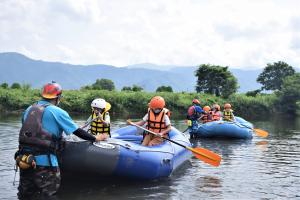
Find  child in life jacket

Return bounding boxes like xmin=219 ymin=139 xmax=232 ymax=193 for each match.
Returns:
xmin=199 ymin=106 xmax=213 ymax=123
xmin=85 ymin=98 xmax=111 ymax=141
xmin=129 ymin=96 xmax=171 ymax=146
xmin=211 ymin=104 xmax=222 ymax=121
xmin=222 ymin=103 xmax=235 ymax=121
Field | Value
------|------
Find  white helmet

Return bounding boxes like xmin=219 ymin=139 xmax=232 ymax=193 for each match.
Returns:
xmin=91 ymin=98 xmax=106 ymax=109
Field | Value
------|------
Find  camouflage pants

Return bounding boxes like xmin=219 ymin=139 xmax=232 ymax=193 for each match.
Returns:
xmin=18 ymin=166 xmax=61 ymax=200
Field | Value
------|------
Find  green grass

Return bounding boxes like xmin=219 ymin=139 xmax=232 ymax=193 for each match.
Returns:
xmin=0 ymin=88 xmax=279 ymax=119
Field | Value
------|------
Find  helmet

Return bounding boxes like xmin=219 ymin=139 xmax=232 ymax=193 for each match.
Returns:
xmin=41 ymin=81 xmax=62 ymax=99
xmin=149 ymin=96 xmax=165 ymax=109
xmin=91 ymin=98 xmax=106 ymax=109
xmin=192 ymin=99 xmax=200 ymax=105
xmin=203 ymin=106 xmax=211 ymax=112
xmin=213 ymin=104 xmax=221 ymax=111
xmin=224 ymin=103 xmax=231 ymax=109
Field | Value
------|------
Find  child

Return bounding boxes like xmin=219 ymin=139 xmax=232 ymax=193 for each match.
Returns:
xmin=199 ymin=106 xmax=213 ymax=123
xmin=211 ymin=104 xmax=222 ymax=121
xmin=129 ymin=96 xmax=171 ymax=146
xmin=85 ymin=98 xmax=111 ymax=141
xmin=222 ymin=103 xmax=235 ymax=121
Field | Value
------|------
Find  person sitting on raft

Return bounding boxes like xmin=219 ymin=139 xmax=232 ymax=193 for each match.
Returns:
xmin=222 ymin=103 xmax=235 ymax=121
xmin=211 ymin=104 xmax=222 ymax=121
xmin=84 ymin=98 xmax=111 ymax=141
xmin=199 ymin=106 xmax=213 ymax=123
xmin=129 ymin=96 xmax=171 ymax=146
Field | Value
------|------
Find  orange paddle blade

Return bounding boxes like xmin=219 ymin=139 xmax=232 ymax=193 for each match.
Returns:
xmin=254 ymin=128 xmax=268 ymax=138
xmin=187 ymin=147 xmax=221 ymax=167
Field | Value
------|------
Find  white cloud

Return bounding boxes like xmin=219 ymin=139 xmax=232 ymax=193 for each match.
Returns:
xmin=1 ymin=0 xmax=300 ymax=69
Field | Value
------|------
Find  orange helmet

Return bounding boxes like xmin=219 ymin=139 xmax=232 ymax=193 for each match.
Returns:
xmin=213 ymin=104 xmax=221 ymax=111
xmin=203 ymin=106 xmax=211 ymax=112
xmin=41 ymin=81 xmax=62 ymax=99
xmin=149 ymin=96 xmax=165 ymax=109
xmin=224 ymin=103 xmax=231 ymax=109
xmin=192 ymin=99 xmax=200 ymax=105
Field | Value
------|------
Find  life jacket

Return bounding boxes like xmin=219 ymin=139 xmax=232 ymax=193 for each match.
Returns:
xmin=19 ymin=104 xmax=60 ymax=154
xmin=187 ymin=105 xmax=201 ymax=120
xmin=89 ymin=111 xmax=110 ymax=136
xmin=223 ymin=110 xmax=234 ymax=121
xmin=201 ymin=112 xmax=212 ymax=123
xmin=212 ymin=111 xmax=221 ymax=121
xmin=146 ymin=108 xmax=170 ymax=134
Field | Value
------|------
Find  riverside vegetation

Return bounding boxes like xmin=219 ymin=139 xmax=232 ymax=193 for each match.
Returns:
xmin=0 ymin=87 xmax=281 ymax=119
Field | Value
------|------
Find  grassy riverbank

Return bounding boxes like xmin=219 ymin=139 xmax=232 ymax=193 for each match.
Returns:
xmin=0 ymin=88 xmax=278 ymax=119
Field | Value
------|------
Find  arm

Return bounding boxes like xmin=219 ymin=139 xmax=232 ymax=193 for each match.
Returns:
xmin=159 ymin=124 xmax=171 ymax=136
xmin=73 ymin=128 xmax=103 ymax=142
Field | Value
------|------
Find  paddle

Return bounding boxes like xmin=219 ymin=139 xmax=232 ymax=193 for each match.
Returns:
xmin=229 ymin=120 xmax=268 ymax=138
xmin=127 ymin=120 xmax=221 ymax=167
xmin=81 ymin=103 xmax=111 ymax=129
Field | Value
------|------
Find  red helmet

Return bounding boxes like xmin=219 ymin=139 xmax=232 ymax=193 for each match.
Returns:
xmin=149 ymin=96 xmax=165 ymax=109
xmin=192 ymin=99 xmax=200 ymax=105
xmin=41 ymin=81 xmax=62 ymax=99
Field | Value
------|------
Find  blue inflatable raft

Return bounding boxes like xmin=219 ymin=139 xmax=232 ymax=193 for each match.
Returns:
xmin=61 ymin=126 xmax=192 ymax=180
xmin=189 ymin=117 xmax=254 ymax=139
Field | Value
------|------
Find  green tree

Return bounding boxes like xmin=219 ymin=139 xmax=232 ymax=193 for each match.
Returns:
xmin=21 ymin=83 xmax=31 ymax=90
xmin=257 ymin=61 xmax=295 ymax=91
xmin=0 ymin=83 xmax=9 ymax=89
xmin=11 ymin=82 xmax=21 ymax=89
xmin=121 ymin=86 xmax=132 ymax=91
xmin=195 ymin=64 xmax=238 ymax=98
xmin=277 ymin=73 xmax=300 ymax=114
xmin=245 ymin=89 xmax=261 ymax=97
xmin=92 ymin=78 xmax=115 ymax=91
xmin=156 ymin=86 xmax=173 ymax=92
xmin=132 ymin=85 xmax=143 ymax=92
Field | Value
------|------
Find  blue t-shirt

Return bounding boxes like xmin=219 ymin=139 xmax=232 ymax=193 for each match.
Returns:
xmin=194 ymin=105 xmax=204 ymax=114
xmin=22 ymin=100 xmax=78 ymax=138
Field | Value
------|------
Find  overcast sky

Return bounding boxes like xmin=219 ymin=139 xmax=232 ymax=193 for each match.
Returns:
xmin=1 ymin=0 xmax=300 ymax=69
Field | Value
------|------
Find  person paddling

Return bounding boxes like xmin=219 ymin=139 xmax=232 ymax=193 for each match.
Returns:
xmin=128 ymin=96 xmax=171 ymax=146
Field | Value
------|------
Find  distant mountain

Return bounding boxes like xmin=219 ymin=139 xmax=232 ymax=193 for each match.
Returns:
xmin=2 ymin=52 xmax=296 ymax=93
xmin=0 ymin=52 xmax=195 ymax=91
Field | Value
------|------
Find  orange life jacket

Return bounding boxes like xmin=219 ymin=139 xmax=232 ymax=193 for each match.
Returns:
xmin=146 ymin=108 xmax=170 ymax=134
xmin=201 ymin=112 xmax=213 ymax=123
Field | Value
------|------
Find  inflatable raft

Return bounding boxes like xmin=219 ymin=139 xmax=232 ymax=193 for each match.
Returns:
xmin=61 ymin=126 xmax=192 ymax=180
xmin=189 ymin=117 xmax=254 ymax=139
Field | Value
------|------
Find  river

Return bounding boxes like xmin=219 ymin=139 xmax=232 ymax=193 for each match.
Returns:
xmin=0 ymin=115 xmax=299 ymax=199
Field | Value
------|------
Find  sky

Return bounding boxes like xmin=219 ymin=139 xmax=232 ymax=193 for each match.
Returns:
xmin=1 ymin=0 xmax=300 ymax=69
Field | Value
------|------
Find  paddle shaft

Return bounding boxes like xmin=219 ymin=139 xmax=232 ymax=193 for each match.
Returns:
xmin=130 ymin=122 xmax=188 ymax=149
xmin=128 ymin=121 xmax=221 ymax=166
xmin=81 ymin=115 xmax=101 ymax=129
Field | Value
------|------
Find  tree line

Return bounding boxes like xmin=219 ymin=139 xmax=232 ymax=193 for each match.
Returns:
xmin=1 ymin=60 xmax=299 ymax=116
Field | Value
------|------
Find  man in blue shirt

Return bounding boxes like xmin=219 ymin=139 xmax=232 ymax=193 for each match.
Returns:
xmin=16 ymin=81 xmax=103 ymax=199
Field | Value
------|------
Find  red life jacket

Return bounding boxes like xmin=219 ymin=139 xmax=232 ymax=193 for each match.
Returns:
xmin=201 ymin=112 xmax=213 ymax=123
xmin=212 ymin=111 xmax=221 ymax=121
xmin=187 ymin=106 xmax=195 ymax=118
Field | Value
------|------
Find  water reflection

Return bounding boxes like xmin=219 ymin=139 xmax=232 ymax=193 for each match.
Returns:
xmin=0 ymin=115 xmax=299 ymax=199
